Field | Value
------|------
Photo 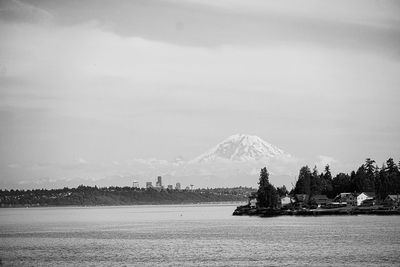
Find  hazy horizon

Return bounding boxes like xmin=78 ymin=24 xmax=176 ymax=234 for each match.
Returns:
xmin=1 ymin=0 xmax=400 ymax=189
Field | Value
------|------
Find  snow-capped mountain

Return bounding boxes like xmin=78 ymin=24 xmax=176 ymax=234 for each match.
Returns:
xmin=15 ymin=134 xmax=296 ymax=189
xmin=191 ymin=134 xmax=290 ymax=163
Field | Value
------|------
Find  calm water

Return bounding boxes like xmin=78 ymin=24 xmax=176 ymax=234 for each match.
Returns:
xmin=1 ymin=204 xmax=399 ymax=266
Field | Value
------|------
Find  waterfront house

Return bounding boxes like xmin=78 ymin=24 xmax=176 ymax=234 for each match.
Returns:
xmin=249 ymin=198 xmax=257 ymax=208
xmin=360 ymin=198 xmax=376 ymax=207
xmin=280 ymin=196 xmax=292 ymax=208
xmin=310 ymin=195 xmax=330 ymax=206
xmin=334 ymin=193 xmax=356 ymax=206
xmin=384 ymin=195 xmax=400 ymax=207
xmin=248 ymin=192 xmax=258 ymax=208
xmin=295 ymin=194 xmax=309 ymax=203
xmin=294 ymin=194 xmax=309 ymax=208
xmin=356 ymin=192 xmax=375 ymax=206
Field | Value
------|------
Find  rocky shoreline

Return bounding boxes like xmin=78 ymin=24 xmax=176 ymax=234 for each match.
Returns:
xmin=233 ymin=205 xmax=400 ymax=217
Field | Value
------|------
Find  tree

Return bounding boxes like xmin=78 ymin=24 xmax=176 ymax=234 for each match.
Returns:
xmin=332 ymin=173 xmax=351 ymax=196
xmin=257 ymin=167 xmax=279 ymax=209
xmin=386 ymin=158 xmax=398 ymax=173
xmin=277 ymin=185 xmax=289 ymax=197
xmin=310 ymin=166 xmax=321 ymax=196
xmin=293 ymin=166 xmax=312 ymax=195
xmin=324 ymin=165 xmax=332 ymax=181
xmin=353 ymin=159 xmax=376 ymax=192
xmin=376 ymin=158 xmax=400 ymax=199
xmin=321 ymin=165 xmax=334 ymax=197
xmin=365 ymin=158 xmax=376 ymax=175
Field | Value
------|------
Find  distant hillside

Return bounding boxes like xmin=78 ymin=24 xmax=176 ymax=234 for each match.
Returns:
xmin=0 ymin=186 xmax=255 ymax=207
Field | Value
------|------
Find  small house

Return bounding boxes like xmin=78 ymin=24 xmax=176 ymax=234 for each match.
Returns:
xmin=248 ymin=192 xmax=258 ymax=208
xmin=249 ymin=198 xmax=258 ymax=208
xmin=356 ymin=192 xmax=375 ymax=206
xmin=310 ymin=195 xmax=330 ymax=206
xmin=281 ymin=196 xmax=292 ymax=206
xmin=384 ymin=195 xmax=400 ymax=207
xmin=295 ymin=194 xmax=309 ymax=203
xmin=294 ymin=194 xmax=309 ymax=208
xmin=334 ymin=193 xmax=356 ymax=206
xmin=279 ymin=196 xmax=293 ymax=209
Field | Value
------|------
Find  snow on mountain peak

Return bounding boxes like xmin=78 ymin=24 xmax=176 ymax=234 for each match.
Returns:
xmin=191 ymin=134 xmax=290 ymax=163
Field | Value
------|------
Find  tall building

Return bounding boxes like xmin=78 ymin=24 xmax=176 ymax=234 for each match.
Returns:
xmin=156 ymin=176 xmax=162 ymax=187
xmin=132 ymin=181 xmax=139 ymax=188
xmin=146 ymin=182 xmax=153 ymax=189
xmin=175 ymin=182 xmax=181 ymax=190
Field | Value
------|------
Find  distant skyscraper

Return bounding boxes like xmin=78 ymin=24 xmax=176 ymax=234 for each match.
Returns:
xmin=146 ymin=182 xmax=153 ymax=189
xmin=132 ymin=181 xmax=139 ymax=188
xmin=156 ymin=176 xmax=162 ymax=187
xmin=175 ymin=182 xmax=181 ymax=190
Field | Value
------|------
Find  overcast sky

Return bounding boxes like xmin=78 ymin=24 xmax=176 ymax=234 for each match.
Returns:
xmin=1 ymin=0 xmax=400 ymax=188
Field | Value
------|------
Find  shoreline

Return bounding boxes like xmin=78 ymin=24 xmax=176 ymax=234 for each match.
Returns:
xmin=0 ymin=201 xmax=247 ymax=209
xmin=233 ymin=205 xmax=400 ymax=217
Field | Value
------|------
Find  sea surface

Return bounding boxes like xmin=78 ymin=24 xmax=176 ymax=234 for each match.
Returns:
xmin=1 ymin=204 xmax=399 ymax=266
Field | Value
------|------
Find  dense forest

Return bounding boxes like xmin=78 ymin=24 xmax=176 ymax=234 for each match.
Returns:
xmin=0 ymin=186 xmax=254 ymax=207
xmin=255 ymin=158 xmax=400 ymax=209
xmin=291 ymin=158 xmax=400 ymax=199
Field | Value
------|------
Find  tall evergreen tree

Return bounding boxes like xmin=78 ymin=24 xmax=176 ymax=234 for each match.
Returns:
xmin=353 ymin=159 xmax=376 ymax=192
xmin=377 ymin=158 xmax=400 ymax=198
xmin=365 ymin=158 xmax=376 ymax=192
xmin=257 ymin=167 xmax=269 ymax=207
xmin=310 ymin=166 xmax=321 ymax=196
xmin=377 ymin=164 xmax=388 ymax=199
xmin=386 ymin=158 xmax=398 ymax=173
xmin=294 ymin=166 xmax=312 ymax=195
xmin=324 ymin=165 xmax=332 ymax=181
xmin=256 ymin=167 xmax=278 ymax=209
xmin=317 ymin=165 xmax=333 ymax=197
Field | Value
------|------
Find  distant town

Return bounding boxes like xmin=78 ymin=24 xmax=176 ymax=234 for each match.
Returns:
xmin=0 ymin=175 xmax=254 ymax=207
xmin=140 ymin=176 xmax=191 ymax=191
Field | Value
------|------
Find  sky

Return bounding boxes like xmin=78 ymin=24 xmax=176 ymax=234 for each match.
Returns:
xmin=1 ymin=0 xmax=400 ymax=189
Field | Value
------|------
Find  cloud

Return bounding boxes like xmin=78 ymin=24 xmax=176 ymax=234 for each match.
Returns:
xmin=7 ymin=163 xmax=20 ymax=168
xmin=316 ymin=155 xmax=337 ymax=168
xmin=0 ymin=0 xmax=53 ymax=24
xmin=77 ymin=158 xmax=87 ymax=165
xmin=6 ymin=0 xmax=398 ymax=58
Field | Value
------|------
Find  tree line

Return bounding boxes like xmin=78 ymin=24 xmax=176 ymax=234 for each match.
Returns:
xmin=0 ymin=186 xmax=254 ymax=207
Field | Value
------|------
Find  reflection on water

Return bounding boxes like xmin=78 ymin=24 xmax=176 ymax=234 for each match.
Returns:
xmin=1 ymin=204 xmax=400 ymax=266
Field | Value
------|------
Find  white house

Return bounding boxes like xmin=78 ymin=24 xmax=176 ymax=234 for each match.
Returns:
xmin=249 ymin=198 xmax=257 ymax=208
xmin=281 ymin=196 xmax=292 ymax=207
xmin=357 ymin=192 xmax=375 ymax=206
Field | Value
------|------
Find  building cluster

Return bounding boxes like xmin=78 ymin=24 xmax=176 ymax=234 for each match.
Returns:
xmin=249 ymin=191 xmax=400 ymax=209
xmin=133 ymin=176 xmax=182 ymax=191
